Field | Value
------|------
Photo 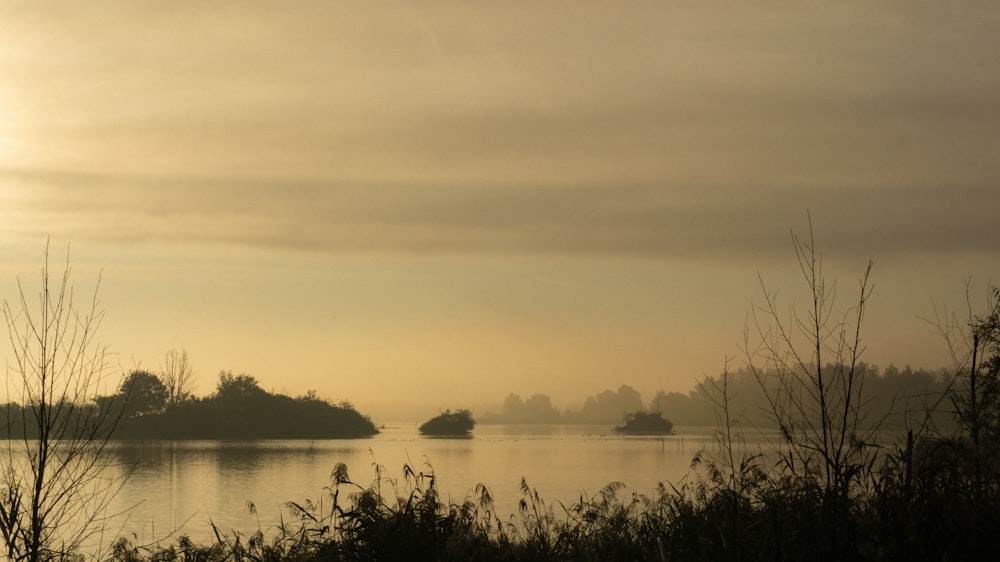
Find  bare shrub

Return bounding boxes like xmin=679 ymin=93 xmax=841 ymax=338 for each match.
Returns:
xmin=0 ymin=245 xmax=130 ymax=561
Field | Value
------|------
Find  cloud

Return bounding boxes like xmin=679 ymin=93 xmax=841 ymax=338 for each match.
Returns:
xmin=2 ymin=168 xmax=998 ymax=263
xmin=7 ymin=1 xmax=999 ymax=186
xmin=2 ymin=2 xmax=998 ymax=264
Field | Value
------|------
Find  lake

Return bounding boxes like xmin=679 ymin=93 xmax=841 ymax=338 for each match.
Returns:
xmin=106 ymin=424 xmax=732 ymax=547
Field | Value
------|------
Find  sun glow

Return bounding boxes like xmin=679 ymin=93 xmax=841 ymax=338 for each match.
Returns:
xmin=0 ymin=101 xmax=22 ymax=166
xmin=0 ymin=133 xmax=15 ymax=165
xmin=0 ymin=104 xmax=12 ymax=163
xmin=0 ymin=83 xmax=37 ymax=169
xmin=0 ymin=115 xmax=51 ymax=173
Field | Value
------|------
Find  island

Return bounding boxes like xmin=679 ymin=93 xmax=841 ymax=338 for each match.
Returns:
xmin=614 ymin=411 xmax=674 ymax=435
xmin=11 ymin=371 xmax=383 ymax=440
xmin=114 ymin=391 xmax=380 ymax=439
xmin=419 ymin=409 xmax=475 ymax=437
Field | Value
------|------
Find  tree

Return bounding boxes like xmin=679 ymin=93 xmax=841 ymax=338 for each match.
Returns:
xmin=160 ymin=348 xmax=195 ymax=407
xmin=118 ymin=369 xmax=167 ymax=417
xmin=741 ymin=218 xmax=879 ymax=561
xmin=502 ymin=393 xmax=525 ymax=419
xmin=0 ymin=245 xmax=129 ymax=561
xmin=419 ymin=409 xmax=475 ymax=436
xmin=649 ymin=388 xmax=716 ymax=426
xmin=499 ymin=393 xmax=561 ymax=423
xmin=744 ymin=218 xmax=876 ymax=497
xmin=214 ymin=371 xmax=265 ymax=403
xmin=955 ymin=287 xmax=1000 ymax=447
xmin=579 ymin=385 xmax=644 ymax=423
xmin=920 ymin=283 xmax=1000 ymax=557
xmin=951 ymin=286 xmax=1000 ymax=554
xmin=522 ymin=394 xmax=561 ymax=423
xmin=933 ymin=286 xmax=1000 ymax=496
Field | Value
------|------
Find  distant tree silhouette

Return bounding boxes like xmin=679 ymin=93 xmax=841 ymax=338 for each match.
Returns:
xmin=482 ymin=367 xmax=950 ymax=428
xmin=649 ymin=388 xmax=716 ymax=426
xmin=578 ymin=384 xmax=643 ymax=423
xmin=523 ymin=394 xmax=560 ymax=422
xmin=118 ymin=370 xmax=168 ymax=417
xmin=113 ymin=371 xmax=378 ymax=439
xmin=160 ymin=348 xmax=196 ymax=406
xmin=214 ymin=371 xmax=265 ymax=402
xmin=502 ymin=393 xmax=526 ymax=419
xmin=493 ymin=393 xmax=562 ymax=423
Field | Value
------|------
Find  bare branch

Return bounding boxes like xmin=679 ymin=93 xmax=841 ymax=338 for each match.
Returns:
xmin=0 ymin=243 xmax=131 ymax=561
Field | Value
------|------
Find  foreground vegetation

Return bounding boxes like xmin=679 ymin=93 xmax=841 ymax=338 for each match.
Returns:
xmin=106 ymin=427 xmax=1000 ymax=562
xmin=9 ymin=227 xmax=999 ymax=561
xmin=105 ymin=227 xmax=1000 ymax=562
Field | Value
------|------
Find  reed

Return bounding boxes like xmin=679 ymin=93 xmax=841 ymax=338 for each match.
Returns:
xmin=98 ymin=425 xmax=1000 ymax=562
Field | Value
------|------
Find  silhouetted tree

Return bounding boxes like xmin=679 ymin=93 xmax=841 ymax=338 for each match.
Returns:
xmin=214 ymin=371 xmax=265 ymax=403
xmin=495 ymin=393 xmax=562 ymax=423
xmin=523 ymin=394 xmax=561 ymax=423
xmin=937 ymin=286 xmax=1000 ymax=502
xmin=743 ymin=217 xmax=877 ymax=560
xmin=0 ymin=245 xmax=129 ymax=561
xmin=160 ymin=348 xmax=196 ymax=407
xmin=118 ymin=370 xmax=168 ymax=417
xmin=502 ymin=393 xmax=526 ymax=419
xmin=111 ymin=371 xmax=378 ymax=439
xmin=579 ymin=384 xmax=643 ymax=423
xmin=957 ymin=288 xmax=1000 ymax=444
xmin=419 ymin=409 xmax=475 ymax=436
xmin=649 ymin=388 xmax=716 ymax=426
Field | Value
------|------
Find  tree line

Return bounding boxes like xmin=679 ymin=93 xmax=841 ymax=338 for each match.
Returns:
xmin=481 ymin=363 xmax=955 ymax=429
xmin=1 ymin=350 xmax=379 ymax=441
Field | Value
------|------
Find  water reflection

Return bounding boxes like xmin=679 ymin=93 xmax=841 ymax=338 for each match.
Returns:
xmin=104 ymin=425 xmax=719 ymax=545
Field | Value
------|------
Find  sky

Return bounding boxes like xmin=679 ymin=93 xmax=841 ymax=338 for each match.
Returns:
xmin=0 ymin=1 xmax=998 ymax=420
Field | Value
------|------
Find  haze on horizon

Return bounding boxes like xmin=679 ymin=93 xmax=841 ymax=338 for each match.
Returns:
xmin=0 ymin=2 xmax=998 ymax=416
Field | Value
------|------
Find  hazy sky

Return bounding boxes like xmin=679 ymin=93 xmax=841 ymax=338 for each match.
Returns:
xmin=1 ymin=2 xmax=998 ymax=419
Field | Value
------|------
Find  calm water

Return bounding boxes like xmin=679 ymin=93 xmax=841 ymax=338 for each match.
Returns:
xmin=106 ymin=424 xmax=724 ymax=546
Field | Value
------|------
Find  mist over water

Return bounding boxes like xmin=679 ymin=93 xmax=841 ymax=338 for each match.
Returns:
xmin=106 ymin=424 xmax=729 ymax=545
